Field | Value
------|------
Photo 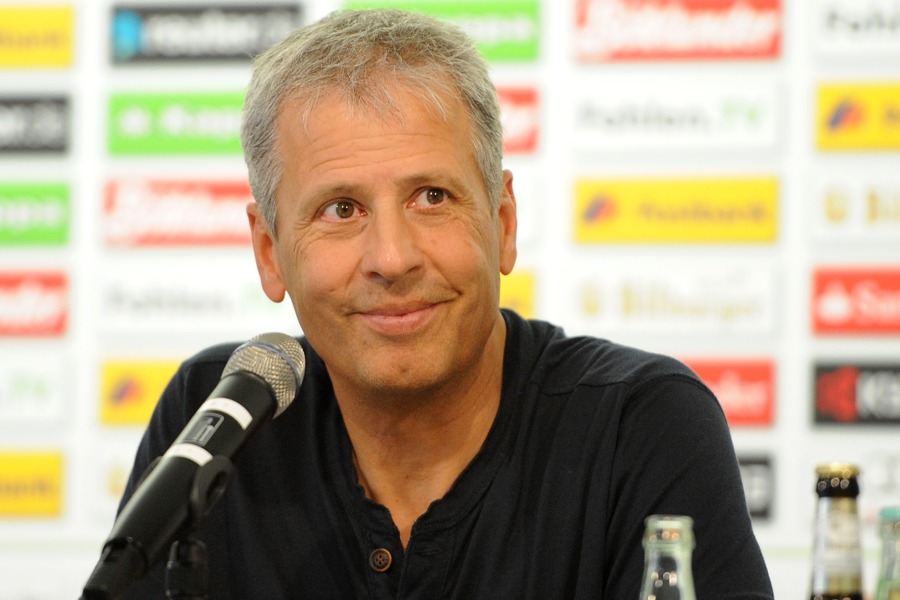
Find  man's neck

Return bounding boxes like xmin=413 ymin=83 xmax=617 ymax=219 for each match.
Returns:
xmin=335 ymin=319 xmax=506 ymax=549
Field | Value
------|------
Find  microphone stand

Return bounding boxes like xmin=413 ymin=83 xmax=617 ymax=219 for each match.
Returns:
xmin=165 ymin=456 xmax=234 ymax=600
xmin=79 ymin=456 xmax=233 ymax=600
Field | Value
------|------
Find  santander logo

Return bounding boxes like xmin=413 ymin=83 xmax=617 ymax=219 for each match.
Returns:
xmin=575 ymin=0 xmax=782 ymax=61
xmin=813 ymin=268 xmax=900 ymax=334
xmin=685 ymin=359 xmax=775 ymax=426
xmin=497 ymin=87 xmax=539 ymax=154
xmin=0 ymin=272 xmax=67 ymax=336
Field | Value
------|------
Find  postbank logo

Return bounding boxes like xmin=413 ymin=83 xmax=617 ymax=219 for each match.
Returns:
xmin=684 ymin=359 xmax=775 ymax=426
xmin=108 ymin=92 xmax=244 ymax=155
xmin=343 ymin=0 xmax=540 ymax=62
xmin=0 ymin=451 xmax=63 ymax=517
xmin=0 ymin=6 xmax=73 ymax=68
xmin=0 ymin=272 xmax=67 ymax=336
xmin=111 ymin=4 xmax=304 ymax=63
xmin=100 ymin=360 xmax=180 ymax=425
xmin=0 ymin=182 xmax=69 ymax=245
xmin=574 ymin=0 xmax=782 ymax=61
xmin=817 ymin=83 xmax=900 ymax=150
xmin=575 ymin=178 xmax=778 ymax=243
xmin=104 ymin=179 xmax=251 ymax=246
xmin=813 ymin=267 xmax=900 ymax=334
xmin=497 ymin=87 xmax=539 ymax=154
xmin=815 ymin=362 xmax=900 ymax=424
xmin=500 ymin=270 xmax=536 ymax=318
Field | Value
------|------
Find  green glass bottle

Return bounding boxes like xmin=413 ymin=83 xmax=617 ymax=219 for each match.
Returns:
xmin=876 ymin=507 xmax=900 ymax=600
xmin=809 ymin=463 xmax=863 ymax=600
xmin=639 ymin=515 xmax=696 ymax=600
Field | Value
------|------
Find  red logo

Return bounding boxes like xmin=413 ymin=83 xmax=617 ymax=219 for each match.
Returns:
xmin=497 ymin=87 xmax=539 ymax=154
xmin=0 ymin=272 xmax=67 ymax=336
xmin=104 ymin=179 xmax=253 ymax=246
xmin=815 ymin=366 xmax=860 ymax=423
xmin=814 ymin=363 xmax=900 ymax=424
xmin=575 ymin=0 xmax=782 ymax=61
xmin=812 ymin=267 xmax=900 ymax=334
xmin=684 ymin=359 xmax=775 ymax=426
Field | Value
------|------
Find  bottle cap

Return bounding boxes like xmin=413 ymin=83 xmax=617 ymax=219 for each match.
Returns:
xmin=814 ymin=462 xmax=860 ymax=478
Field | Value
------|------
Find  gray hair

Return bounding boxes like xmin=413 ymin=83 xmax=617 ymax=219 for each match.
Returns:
xmin=241 ymin=9 xmax=504 ymax=233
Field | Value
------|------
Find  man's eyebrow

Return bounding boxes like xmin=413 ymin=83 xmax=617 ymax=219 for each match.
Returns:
xmin=307 ymin=173 xmax=469 ymax=199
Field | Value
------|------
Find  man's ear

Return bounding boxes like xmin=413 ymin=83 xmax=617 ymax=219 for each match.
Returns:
xmin=247 ymin=202 xmax=287 ymax=303
xmin=498 ymin=169 xmax=518 ymax=276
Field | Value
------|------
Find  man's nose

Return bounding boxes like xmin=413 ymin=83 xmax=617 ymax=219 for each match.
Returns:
xmin=360 ymin=206 xmax=424 ymax=283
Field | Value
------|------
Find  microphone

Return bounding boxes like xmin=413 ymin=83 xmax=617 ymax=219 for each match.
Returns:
xmin=80 ymin=332 xmax=306 ymax=600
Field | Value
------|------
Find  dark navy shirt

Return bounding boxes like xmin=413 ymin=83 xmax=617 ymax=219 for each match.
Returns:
xmin=117 ymin=310 xmax=773 ymax=599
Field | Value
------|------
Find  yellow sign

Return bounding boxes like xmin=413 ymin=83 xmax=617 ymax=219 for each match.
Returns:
xmin=100 ymin=360 xmax=180 ymax=425
xmin=574 ymin=178 xmax=778 ymax=243
xmin=0 ymin=6 xmax=74 ymax=68
xmin=500 ymin=270 xmax=536 ymax=318
xmin=817 ymin=83 xmax=900 ymax=150
xmin=0 ymin=451 xmax=63 ymax=517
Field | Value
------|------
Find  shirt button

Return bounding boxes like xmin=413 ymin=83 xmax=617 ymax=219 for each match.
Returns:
xmin=368 ymin=548 xmax=392 ymax=573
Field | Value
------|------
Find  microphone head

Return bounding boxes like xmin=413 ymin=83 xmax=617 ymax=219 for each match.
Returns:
xmin=222 ymin=332 xmax=305 ymax=417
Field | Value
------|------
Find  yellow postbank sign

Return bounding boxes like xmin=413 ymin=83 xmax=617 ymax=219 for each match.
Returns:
xmin=100 ymin=360 xmax=180 ymax=426
xmin=0 ymin=451 xmax=63 ymax=517
xmin=500 ymin=270 xmax=536 ymax=318
xmin=574 ymin=178 xmax=779 ymax=243
xmin=0 ymin=6 xmax=74 ymax=68
xmin=817 ymin=83 xmax=900 ymax=150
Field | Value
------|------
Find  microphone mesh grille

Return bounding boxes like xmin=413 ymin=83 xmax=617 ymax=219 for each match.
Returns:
xmin=222 ymin=332 xmax=306 ymax=418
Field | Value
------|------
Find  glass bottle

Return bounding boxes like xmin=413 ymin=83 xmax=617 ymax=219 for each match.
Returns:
xmin=876 ymin=507 xmax=900 ymax=600
xmin=639 ymin=514 xmax=696 ymax=600
xmin=809 ymin=462 xmax=863 ymax=600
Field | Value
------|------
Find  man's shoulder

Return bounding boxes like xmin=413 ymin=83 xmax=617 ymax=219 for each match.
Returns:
xmin=506 ymin=310 xmax=700 ymax=395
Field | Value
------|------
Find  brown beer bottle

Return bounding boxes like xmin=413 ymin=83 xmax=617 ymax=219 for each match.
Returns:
xmin=809 ymin=463 xmax=863 ymax=600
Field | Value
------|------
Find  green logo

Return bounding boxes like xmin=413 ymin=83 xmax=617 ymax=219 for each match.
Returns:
xmin=342 ymin=1 xmax=540 ymax=62
xmin=0 ymin=183 xmax=69 ymax=246
xmin=108 ymin=92 xmax=245 ymax=155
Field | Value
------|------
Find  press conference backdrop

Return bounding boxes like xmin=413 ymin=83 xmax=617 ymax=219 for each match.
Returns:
xmin=1 ymin=0 xmax=899 ymax=597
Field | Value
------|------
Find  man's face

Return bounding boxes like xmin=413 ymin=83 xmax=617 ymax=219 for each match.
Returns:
xmin=248 ymin=87 xmax=517 ymax=399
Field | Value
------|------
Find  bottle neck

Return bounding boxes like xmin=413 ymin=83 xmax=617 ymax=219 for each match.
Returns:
xmin=640 ymin=543 xmax=696 ymax=600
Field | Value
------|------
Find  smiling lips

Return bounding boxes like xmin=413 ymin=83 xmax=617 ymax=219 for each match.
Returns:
xmin=357 ymin=301 xmax=442 ymax=336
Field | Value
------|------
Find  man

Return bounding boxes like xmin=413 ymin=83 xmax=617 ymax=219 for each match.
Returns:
xmin=113 ymin=9 xmax=774 ymax=599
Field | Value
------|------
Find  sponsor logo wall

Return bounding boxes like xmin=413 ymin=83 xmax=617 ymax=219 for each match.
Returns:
xmin=1 ymin=1 xmax=898 ymax=599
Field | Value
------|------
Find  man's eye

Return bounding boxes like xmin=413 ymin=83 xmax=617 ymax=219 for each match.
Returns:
xmin=421 ymin=188 xmax=447 ymax=206
xmin=324 ymin=200 xmax=356 ymax=219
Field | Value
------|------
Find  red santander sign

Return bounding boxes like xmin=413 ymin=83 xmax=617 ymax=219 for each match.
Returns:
xmin=497 ymin=87 xmax=539 ymax=154
xmin=813 ymin=267 xmax=900 ymax=334
xmin=0 ymin=272 xmax=67 ymax=336
xmin=575 ymin=0 xmax=782 ymax=61
xmin=684 ymin=359 xmax=775 ymax=426
xmin=104 ymin=180 xmax=252 ymax=246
